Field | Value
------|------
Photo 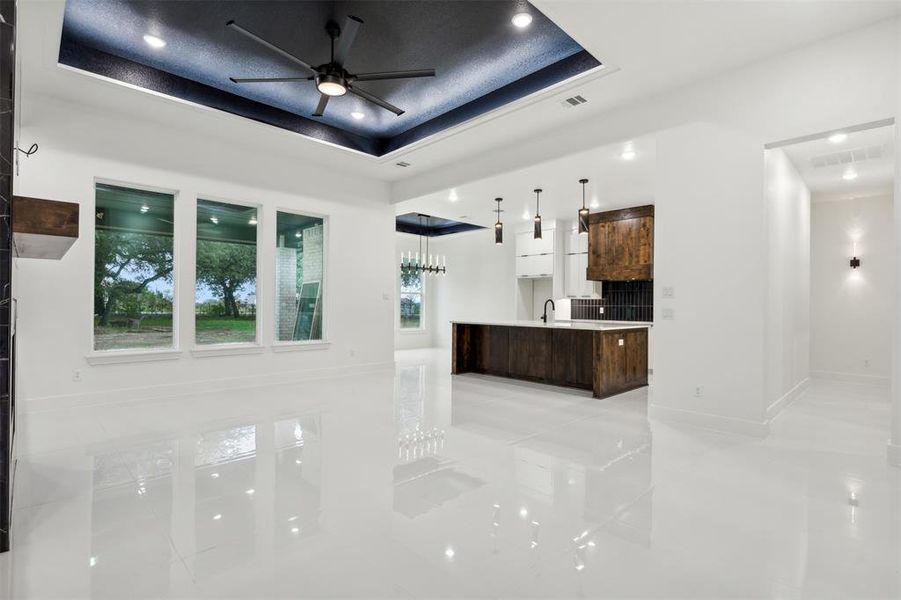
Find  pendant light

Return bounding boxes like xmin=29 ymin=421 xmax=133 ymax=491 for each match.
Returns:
xmin=494 ymin=197 xmax=504 ymax=245
xmin=578 ymin=178 xmax=590 ymax=234
xmin=533 ymin=188 xmax=543 ymax=240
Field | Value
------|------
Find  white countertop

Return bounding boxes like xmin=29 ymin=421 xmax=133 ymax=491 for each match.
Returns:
xmin=451 ymin=319 xmax=651 ymax=331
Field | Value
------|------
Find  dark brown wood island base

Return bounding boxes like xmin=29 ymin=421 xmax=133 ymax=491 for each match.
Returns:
xmin=451 ymin=321 xmax=649 ymax=399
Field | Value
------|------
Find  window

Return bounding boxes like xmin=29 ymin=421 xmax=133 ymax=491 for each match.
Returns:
xmin=399 ymin=267 xmax=424 ymax=330
xmin=195 ymin=199 xmax=258 ymax=345
xmin=94 ymin=183 xmax=175 ymax=351
xmin=275 ymin=211 xmax=324 ymax=342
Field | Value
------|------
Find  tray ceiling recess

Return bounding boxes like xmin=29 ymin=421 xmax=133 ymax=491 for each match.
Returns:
xmin=58 ymin=0 xmax=602 ymax=157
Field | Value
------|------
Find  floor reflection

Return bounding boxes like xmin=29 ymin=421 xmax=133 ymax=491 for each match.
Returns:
xmin=2 ymin=351 xmax=899 ymax=598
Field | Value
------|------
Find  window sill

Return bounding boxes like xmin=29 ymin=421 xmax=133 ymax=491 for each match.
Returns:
xmin=271 ymin=341 xmax=331 ymax=353
xmin=86 ymin=349 xmax=182 ymax=366
xmin=398 ymin=328 xmax=427 ymax=335
xmin=191 ymin=344 xmax=265 ymax=358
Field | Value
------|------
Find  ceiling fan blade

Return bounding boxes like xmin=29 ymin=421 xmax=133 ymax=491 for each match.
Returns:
xmin=229 ymin=76 xmax=313 ymax=83
xmin=347 ymin=84 xmax=404 ymax=116
xmin=312 ymin=94 xmax=330 ymax=117
xmin=352 ymin=69 xmax=436 ymax=82
xmin=332 ymin=16 xmax=363 ymax=66
xmin=226 ymin=20 xmax=316 ymax=74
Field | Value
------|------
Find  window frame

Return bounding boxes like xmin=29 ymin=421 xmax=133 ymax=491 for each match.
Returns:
xmin=192 ymin=194 xmax=263 ymax=352
xmin=397 ymin=265 xmax=426 ymax=333
xmin=88 ymin=177 xmax=181 ymax=360
xmin=271 ymin=207 xmax=330 ymax=350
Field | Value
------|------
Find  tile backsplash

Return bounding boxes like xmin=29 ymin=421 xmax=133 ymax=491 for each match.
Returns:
xmin=572 ymin=281 xmax=653 ymax=322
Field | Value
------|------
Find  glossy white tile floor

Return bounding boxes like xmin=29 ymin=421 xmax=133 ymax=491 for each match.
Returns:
xmin=1 ymin=349 xmax=899 ymax=599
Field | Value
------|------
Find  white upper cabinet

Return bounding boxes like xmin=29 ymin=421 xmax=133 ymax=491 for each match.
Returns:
xmin=515 ymin=228 xmax=555 ymax=278
xmin=516 ymin=229 xmax=555 ymax=257
xmin=565 ymin=228 xmax=589 ymax=254
xmin=563 ymin=226 xmax=597 ymax=297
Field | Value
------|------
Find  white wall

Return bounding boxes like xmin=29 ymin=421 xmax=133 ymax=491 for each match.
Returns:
xmin=394 ymin=233 xmax=435 ymax=350
xmin=428 ymin=229 xmax=517 ymax=348
xmin=651 ymin=122 xmax=769 ymax=434
xmin=812 ymin=195 xmax=893 ymax=383
xmin=14 ymin=94 xmax=396 ymax=409
xmin=764 ymin=149 xmax=811 ymax=416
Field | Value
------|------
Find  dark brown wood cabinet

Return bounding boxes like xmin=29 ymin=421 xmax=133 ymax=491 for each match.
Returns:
xmin=587 ymin=205 xmax=654 ymax=281
xmin=593 ymin=329 xmax=649 ymax=398
xmin=453 ymin=323 xmax=648 ymax=399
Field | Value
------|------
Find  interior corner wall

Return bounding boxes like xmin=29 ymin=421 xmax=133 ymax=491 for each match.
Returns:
xmin=812 ymin=195 xmax=893 ymax=383
xmin=428 ymin=229 xmax=517 ymax=348
xmin=394 ymin=232 xmax=436 ymax=350
xmin=764 ymin=148 xmax=811 ymax=417
xmin=13 ymin=94 xmax=396 ymax=409
xmin=651 ymin=122 xmax=768 ymax=434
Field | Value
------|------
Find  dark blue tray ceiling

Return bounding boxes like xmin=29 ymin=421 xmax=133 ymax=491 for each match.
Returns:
xmin=59 ymin=0 xmax=601 ymax=156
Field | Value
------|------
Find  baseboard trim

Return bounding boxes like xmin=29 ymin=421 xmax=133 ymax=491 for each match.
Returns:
xmin=20 ymin=359 xmax=397 ymax=413
xmin=648 ymin=403 xmax=770 ymax=438
xmin=888 ymin=442 xmax=901 ymax=468
xmin=766 ymin=377 xmax=810 ymax=422
xmin=810 ymin=370 xmax=890 ymax=387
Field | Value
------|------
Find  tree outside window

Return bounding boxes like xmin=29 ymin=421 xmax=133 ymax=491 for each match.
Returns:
xmin=399 ymin=266 xmax=423 ymax=329
xmin=195 ymin=199 xmax=258 ymax=345
xmin=93 ymin=184 xmax=175 ymax=351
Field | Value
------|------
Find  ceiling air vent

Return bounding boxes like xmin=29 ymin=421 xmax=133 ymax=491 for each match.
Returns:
xmin=396 ymin=161 xmax=412 ymax=168
xmin=560 ymin=94 xmax=588 ymax=108
xmin=810 ymin=143 xmax=892 ymax=169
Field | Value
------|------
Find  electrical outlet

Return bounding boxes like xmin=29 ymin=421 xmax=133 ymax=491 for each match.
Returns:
xmin=599 ymin=306 xmax=604 ymax=315
xmin=694 ymin=385 xmax=703 ymax=398
xmin=662 ymin=308 xmax=674 ymax=320
xmin=662 ymin=286 xmax=675 ymax=299
xmin=72 ymin=370 xmax=82 ymax=382
xmin=864 ymin=359 xmax=871 ymax=368
xmin=349 ymin=349 xmax=356 ymax=357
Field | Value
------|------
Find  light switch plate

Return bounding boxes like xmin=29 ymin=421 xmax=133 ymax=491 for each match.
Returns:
xmin=662 ymin=308 xmax=674 ymax=320
xmin=618 ymin=338 xmax=624 ymax=346
xmin=662 ymin=286 xmax=675 ymax=299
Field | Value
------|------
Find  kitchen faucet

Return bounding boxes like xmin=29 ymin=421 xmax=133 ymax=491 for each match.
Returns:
xmin=541 ymin=299 xmax=555 ymax=323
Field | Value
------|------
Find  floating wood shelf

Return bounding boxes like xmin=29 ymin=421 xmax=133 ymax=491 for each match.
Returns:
xmin=12 ymin=196 xmax=79 ymax=260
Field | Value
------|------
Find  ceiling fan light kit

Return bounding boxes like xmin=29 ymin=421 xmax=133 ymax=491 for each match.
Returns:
xmin=226 ymin=16 xmax=436 ymax=119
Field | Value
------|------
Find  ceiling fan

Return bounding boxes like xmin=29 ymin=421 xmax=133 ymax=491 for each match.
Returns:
xmin=226 ymin=16 xmax=436 ymax=118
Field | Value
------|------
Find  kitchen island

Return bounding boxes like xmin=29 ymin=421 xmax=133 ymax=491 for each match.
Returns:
xmin=452 ymin=320 xmax=650 ymax=399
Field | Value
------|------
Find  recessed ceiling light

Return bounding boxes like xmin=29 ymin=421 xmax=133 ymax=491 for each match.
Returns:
xmin=245 ymin=488 xmax=255 ymax=495
xmin=621 ymin=149 xmax=636 ymax=160
xmin=351 ymin=111 xmax=365 ymax=120
xmin=522 ymin=210 xmax=531 ymax=221
xmin=829 ymin=132 xmax=848 ymax=144
xmin=512 ymin=12 xmax=533 ymax=28
xmin=444 ymin=547 xmax=456 ymax=559
xmin=143 ymin=34 xmax=166 ymax=49
xmin=448 ymin=190 xmax=459 ymax=202
xmin=213 ymin=514 xmax=222 ymax=521
xmin=843 ymin=170 xmax=859 ymax=181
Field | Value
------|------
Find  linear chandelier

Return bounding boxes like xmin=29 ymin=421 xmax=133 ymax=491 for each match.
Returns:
xmin=400 ymin=214 xmax=447 ymax=276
